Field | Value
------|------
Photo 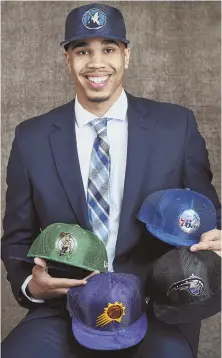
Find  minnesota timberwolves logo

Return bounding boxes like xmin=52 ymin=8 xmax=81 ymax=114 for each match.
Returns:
xmin=167 ymin=274 xmax=204 ymax=296
xmin=179 ymin=209 xmax=200 ymax=234
xmin=82 ymin=8 xmax=106 ymax=30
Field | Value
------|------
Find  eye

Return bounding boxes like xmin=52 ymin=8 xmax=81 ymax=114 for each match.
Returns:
xmin=78 ymin=50 xmax=89 ymax=56
xmin=104 ymin=48 xmax=115 ymax=54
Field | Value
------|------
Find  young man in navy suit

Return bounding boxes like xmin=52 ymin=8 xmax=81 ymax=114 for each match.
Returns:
xmin=1 ymin=3 xmax=221 ymax=358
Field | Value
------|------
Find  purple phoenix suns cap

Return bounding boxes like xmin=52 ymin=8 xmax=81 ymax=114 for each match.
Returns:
xmin=137 ymin=188 xmax=217 ymax=247
xmin=151 ymin=247 xmax=221 ymax=324
xmin=67 ymin=272 xmax=148 ymax=350
xmin=60 ymin=3 xmax=130 ymax=48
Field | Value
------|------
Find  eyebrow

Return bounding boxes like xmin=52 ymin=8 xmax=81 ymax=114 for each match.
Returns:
xmin=103 ymin=40 xmax=120 ymax=47
xmin=68 ymin=39 xmax=120 ymax=50
xmin=69 ymin=41 xmax=88 ymax=50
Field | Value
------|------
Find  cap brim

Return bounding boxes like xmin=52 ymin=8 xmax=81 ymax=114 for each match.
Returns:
xmin=71 ymin=313 xmax=148 ymax=350
xmin=60 ymin=34 xmax=130 ymax=47
xmin=27 ymin=252 xmax=105 ymax=273
xmin=146 ymin=224 xmax=200 ymax=247
xmin=153 ymin=290 xmax=221 ymax=325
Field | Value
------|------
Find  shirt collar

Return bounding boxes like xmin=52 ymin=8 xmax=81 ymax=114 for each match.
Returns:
xmin=75 ymin=90 xmax=128 ymax=128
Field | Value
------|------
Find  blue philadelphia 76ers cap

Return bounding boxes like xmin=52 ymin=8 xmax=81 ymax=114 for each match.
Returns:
xmin=67 ymin=272 xmax=148 ymax=350
xmin=60 ymin=3 xmax=130 ymax=48
xmin=137 ymin=188 xmax=217 ymax=247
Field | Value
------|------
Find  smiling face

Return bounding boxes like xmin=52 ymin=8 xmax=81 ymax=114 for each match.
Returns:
xmin=64 ymin=37 xmax=130 ymax=107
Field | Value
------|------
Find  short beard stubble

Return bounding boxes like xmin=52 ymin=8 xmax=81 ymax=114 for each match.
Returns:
xmin=87 ymin=95 xmax=110 ymax=103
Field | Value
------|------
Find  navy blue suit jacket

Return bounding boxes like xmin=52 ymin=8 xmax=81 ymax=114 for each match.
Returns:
xmin=2 ymin=93 xmax=221 ymax=355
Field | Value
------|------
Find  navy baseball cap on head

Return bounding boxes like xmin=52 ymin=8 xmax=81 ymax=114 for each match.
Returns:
xmin=151 ymin=247 xmax=221 ymax=324
xmin=67 ymin=272 xmax=148 ymax=350
xmin=60 ymin=3 xmax=130 ymax=48
xmin=137 ymin=188 xmax=217 ymax=247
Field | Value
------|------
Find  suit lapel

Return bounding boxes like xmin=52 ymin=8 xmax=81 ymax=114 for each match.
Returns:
xmin=116 ymin=94 xmax=157 ymax=255
xmin=49 ymin=100 xmax=90 ymax=229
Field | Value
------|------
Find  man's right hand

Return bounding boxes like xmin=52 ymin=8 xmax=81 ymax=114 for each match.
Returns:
xmin=28 ymin=257 xmax=99 ymax=300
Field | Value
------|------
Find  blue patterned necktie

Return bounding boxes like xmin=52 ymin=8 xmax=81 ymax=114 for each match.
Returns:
xmin=87 ymin=118 xmax=110 ymax=245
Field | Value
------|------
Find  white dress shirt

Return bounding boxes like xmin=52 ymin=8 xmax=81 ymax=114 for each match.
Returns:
xmin=75 ymin=90 xmax=128 ymax=271
xmin=22 ymin=90 xmax=128 ymax=301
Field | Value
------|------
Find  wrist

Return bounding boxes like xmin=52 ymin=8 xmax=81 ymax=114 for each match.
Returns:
xmin=21 ymin=275 xmax=45 ymax=303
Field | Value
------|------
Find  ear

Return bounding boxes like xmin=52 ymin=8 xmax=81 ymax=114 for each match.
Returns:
xmin=124 ymin=47 xmax=131 ymax=69
xmin=64 ymin=51 xmax=72 ymax=73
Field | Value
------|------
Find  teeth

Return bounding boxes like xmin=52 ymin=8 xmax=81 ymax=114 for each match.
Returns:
xmin=88 ymin=76 xmax=108 ymax=84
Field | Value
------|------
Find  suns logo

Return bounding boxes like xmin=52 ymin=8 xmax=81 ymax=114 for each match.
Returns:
xmin=96 ymin=302 xmax=126 ymax=327
xmin=82 ymin=8 xmax=106 ymax=30
xmin=56 ymin=232 xmax=78 ymax=256
xmin=178 ymin=209 xmax=200 ymax=234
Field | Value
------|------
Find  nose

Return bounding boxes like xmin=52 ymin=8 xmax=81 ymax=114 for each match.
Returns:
xmin=86 ymin=51 xmax=106 ymax=69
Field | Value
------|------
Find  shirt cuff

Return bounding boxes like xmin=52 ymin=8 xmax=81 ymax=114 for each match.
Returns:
xmin=21 ymin=275 xmax=45 ymax=303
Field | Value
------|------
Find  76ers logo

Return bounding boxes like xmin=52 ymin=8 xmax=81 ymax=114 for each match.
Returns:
xmin=179 ymin=210 xmax=200 ymax=234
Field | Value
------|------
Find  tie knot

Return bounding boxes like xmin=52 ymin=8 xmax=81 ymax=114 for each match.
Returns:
xmin=90 ymin=117 xmax=110 ymax=137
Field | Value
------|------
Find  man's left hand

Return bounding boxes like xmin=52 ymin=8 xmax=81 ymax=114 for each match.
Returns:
xmin=190 ymin=229 xmax=222 ymax=256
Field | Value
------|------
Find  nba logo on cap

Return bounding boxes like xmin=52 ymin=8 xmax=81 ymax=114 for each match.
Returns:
xmin=137 ymin=188 xmax=217 ymax=247
xmin=56 ymin=231 xmax=78 ymax=256
xmin=82 ymin=8 xmax=106 ymax=29
xmin=167 ymin=273 xmax=204 ymax=297
xmin=178 ymin=209 xmax=200 ymax=234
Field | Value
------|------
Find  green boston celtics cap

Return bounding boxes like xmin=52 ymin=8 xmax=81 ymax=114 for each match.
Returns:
xmin=27 ymin=223 xmax=108 ymax=272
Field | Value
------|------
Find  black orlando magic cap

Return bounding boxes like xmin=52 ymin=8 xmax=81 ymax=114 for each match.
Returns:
xmin=60 ymin=3 xmax=130 ymax=48
xmin=151 ymin=247 xmax=221 ymax=324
